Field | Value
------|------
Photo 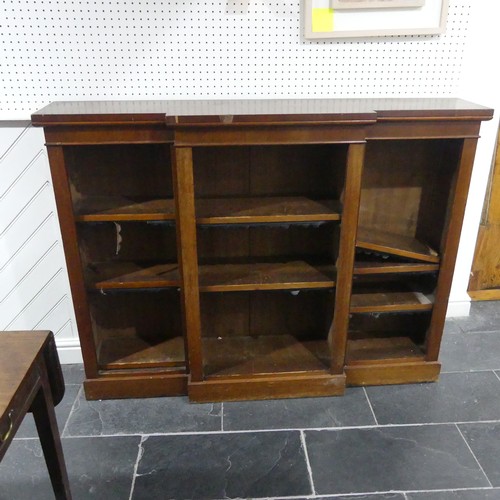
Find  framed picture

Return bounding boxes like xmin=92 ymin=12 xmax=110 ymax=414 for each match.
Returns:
xmin=331 ymin=0 xmax=425 ymax=9
xmin=305 ymin=0 xmax=448 ymax=39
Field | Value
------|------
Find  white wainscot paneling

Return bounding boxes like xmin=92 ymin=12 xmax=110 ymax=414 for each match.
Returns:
xmin=0 ymin=125 xmax=81 ymax=363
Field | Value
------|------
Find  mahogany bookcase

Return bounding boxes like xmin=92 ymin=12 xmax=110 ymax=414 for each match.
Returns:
xmin=32 ymin=98 xmax=493 ymax=402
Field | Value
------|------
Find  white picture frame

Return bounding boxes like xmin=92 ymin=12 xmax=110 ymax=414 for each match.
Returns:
xmin=305 ymin=0 xmax=448 ymax=39
xmin=331 ymin=0 xmax=425 ymax=9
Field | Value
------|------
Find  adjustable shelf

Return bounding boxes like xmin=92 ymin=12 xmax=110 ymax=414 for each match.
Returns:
xmin=356 ymin=227 xmax=440 ymax=264
xmin=87 ymin=260 xmax=336 ymax=292
xmin=195 ymin=197 xmax=341 ymax=225
xmin=350 ymin=290 xmax=434 ymax=313
xmin=98 ymin=336 xmax=185 ymax=371
xmin=353 ymin=259 xmax=440 ymax=275
xmin=198 ymin=261 xmax=335 ymax=292
xmin=346 ymin=337 xmax=424 ymax=365
xmin=85 ymin=262 xmax=180 ymax=290
xmin=203 ymin=335 xmax=330 ymax=377
xmin=74 ymin=197 xmax=176 ymax=222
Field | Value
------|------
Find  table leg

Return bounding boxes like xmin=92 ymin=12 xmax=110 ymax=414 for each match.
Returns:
xmin=31 ymin=370 xmax=72 ymax=500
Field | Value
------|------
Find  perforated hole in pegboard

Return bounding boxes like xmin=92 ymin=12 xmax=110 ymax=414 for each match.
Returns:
xmin=0 ymin=0 xmax=472 ymax=119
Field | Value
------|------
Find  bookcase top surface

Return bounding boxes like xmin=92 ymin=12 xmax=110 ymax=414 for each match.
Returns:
xmin=31 ymin=98 xmax=493 ymax=126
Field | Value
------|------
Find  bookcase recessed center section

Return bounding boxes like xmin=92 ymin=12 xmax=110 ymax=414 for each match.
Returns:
xmin=191 ymin=144 xmax=346 ymax=379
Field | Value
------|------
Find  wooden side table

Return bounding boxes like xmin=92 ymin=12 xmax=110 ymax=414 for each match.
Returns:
xmin=0 ymin=331 xmax=72 ymax=499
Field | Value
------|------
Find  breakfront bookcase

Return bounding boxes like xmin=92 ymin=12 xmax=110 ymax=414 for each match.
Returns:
xmin=32 ymin=99 xmax=493 ymax=402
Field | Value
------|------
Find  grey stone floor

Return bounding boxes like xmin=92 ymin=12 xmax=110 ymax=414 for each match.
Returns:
xmin=2 ymin=302 xmax=500 ymax=499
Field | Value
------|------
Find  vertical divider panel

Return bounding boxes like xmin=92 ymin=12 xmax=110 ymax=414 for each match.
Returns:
xmin=426 ymin=137 xmax=479 ymax=361
xmin=46 ymin=145 xmax=99 ymax=378
xmin=171 ymin=146 xmax=204 ymax=382
xmin=330 ymin=142 xmax=366 ymax=374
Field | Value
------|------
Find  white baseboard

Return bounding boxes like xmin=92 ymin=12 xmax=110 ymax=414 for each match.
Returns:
xmin=55 ymin=338 xmax=83 ymax=364
xmin=446 ymin=299 xmax=472 ymax=318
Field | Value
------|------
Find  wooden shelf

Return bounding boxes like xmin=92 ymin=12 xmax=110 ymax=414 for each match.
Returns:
xmin=87 ymin=262 xmax=180 ymax=289
xmin=195 ymin=197 xmax=341 ymax=224
xmin=356 ymin=227 xmax=440 ymax=264
xmin=354 ymin=261 xmax=440 ymax=275
xmin=74 ymin=196 xmax=175 ymax=222
xmin=98 ymin=336 xmax=185 ymax=370
xmin=198 ymin=261 xmax=335 ymax=292
xmin=350 ymin=290 xmax=433 ymax=313
xmin=203 ymin=335 xmax=330 ymax=377
xmin=87 ymin=260 xmax=334 ymax=291
xmin=347 ymin=337 xmax=425 ymax=365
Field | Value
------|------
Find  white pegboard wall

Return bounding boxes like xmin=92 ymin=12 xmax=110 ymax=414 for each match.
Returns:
xmin=1 ymin=0 xmax=472 ymax=119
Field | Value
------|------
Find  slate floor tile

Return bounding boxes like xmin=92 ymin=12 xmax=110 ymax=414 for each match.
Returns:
xmin=0 ymin=439 xmax=56 ymax=500
xmin=63 ymin=392 xmax=221 ymax=436
xmin=459 ymin=422 xmax=500 ymax=487
xmin=444 ymin=319 xmax=464 ymax=335
xmin=407 ymin=489 xmax=500 ymax=499
xmin=452 ymin=301 xmax=500 ymax=333
xmin=15 ymin=384 xmax=81 ymax=439
xmin=365 ymin=372 xmax=500 ymax=425
xmin=223 ymin=388 xmax=375 ymax=431
xmin=440 ymin=331 xmax=500 ymax=372
xmin=0 ymin=436 xmax=140 ymax=500
xmin=61 ymin=363 xmax=85 ymax=385
xmin=305 ymin=425 xmax=490 ymax=495
xmin=132 ymin=431 xmax=311 ymax=499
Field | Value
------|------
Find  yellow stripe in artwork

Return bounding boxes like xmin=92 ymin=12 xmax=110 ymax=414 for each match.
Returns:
xmin=312 ymin=8 xmax=334 ymax=33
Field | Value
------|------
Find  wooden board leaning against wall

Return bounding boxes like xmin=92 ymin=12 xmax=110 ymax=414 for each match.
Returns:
xmin=469 ymin=127 xmax=500 ymax=300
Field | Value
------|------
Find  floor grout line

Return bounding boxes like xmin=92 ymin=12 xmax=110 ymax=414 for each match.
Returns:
xmin=56 ymin=418 xmax=500 ymax=440
xmin=493 ymin=370 xmax=500 ymax=383
xmin=451 ymin=330 xmax=500 ymax=336
xmin=128 ymin=435 xmax=145 ymax=500
xmin=205 ymin=486 xmax=499 ymax=499
xmin=393 ymin=487 xmax=498 ymax=494
xmin=363 ymin=387 xmax=379 ymax=426
xmin=455 ymin=424 xmax=494 ymax=488
xmin=221 ymin=402 xmax=224 ymax=432
xmin=300 ymin=430 xmax=316 ymax=496
xmin=60 ymin=385 xmax=82 ymax=438
xmin=441 ymin=369 xmax=500 ymax=374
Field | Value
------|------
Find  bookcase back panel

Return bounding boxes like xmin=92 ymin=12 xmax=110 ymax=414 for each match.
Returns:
xmin=78 ymin=222 xmax=178 ymax=264
xmin=65 ymin=144 xmax=173 ymax=201
xmin=89 ymin=291 xmax=181 ymax=340
xmin=349 ymin=312 xmax=431 ymax=345
xmin=353 ymin=273 xmax=437 ymax=292
xmin=415 ymin=140 xmax=463 ymax=252
xmin=197 ymin=224 xmax=339 ymax=263
xmin=193 ymin=145 xmax=347 ymax=199
xmin=359 ymin=139 xmax=460 ymax=251
xmin=193 ymin=147 xmax=250 ymax=197
xmin=200 ymin=291 xmax=334 ymax=340
xmin=88 ymin=290 xmax=184 ymax=370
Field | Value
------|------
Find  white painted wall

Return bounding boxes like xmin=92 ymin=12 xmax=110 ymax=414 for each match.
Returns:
xmin=0 ymin=0 xmax=497 ymax=362
xmin=0 ymin=0 xmax=475 ymax=119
